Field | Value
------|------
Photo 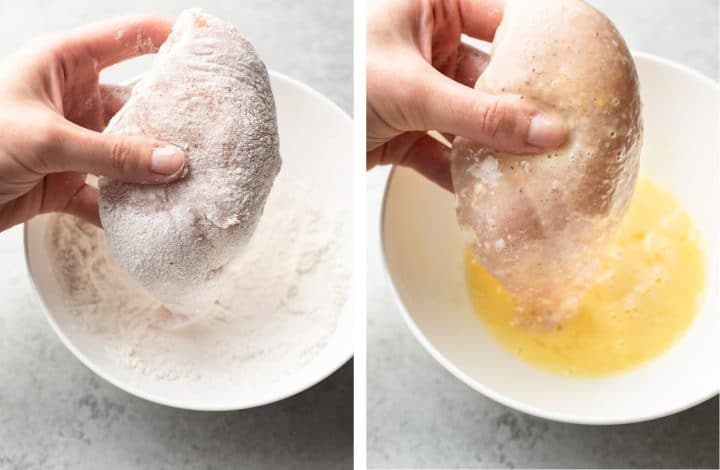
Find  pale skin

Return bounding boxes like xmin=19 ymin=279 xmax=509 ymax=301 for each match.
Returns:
xmin=0 ymin=16 xmax=187 ymax=232
xmin=366 ymin=0 xmax=567 ymax=191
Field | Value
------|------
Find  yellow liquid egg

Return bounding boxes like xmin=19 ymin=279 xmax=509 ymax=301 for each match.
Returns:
xmin=466 ymin=177 xmax=705 ymax=377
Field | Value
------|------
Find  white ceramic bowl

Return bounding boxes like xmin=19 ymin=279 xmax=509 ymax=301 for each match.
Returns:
xmin=25 ymin=71 xmax=353 ymax=411
xmin=381 ymin=52 xmax=719 ymax=424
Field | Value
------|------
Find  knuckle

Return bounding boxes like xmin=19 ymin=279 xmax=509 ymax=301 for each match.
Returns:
xmin=477 ymin=98 xmax=509 ymax=139
xmin=108 ymin=139 xmax=135 ymax=173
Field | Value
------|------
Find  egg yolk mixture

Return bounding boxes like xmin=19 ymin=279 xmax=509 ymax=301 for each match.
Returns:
xmin=465 ymin=177 xmax=705 ymax=377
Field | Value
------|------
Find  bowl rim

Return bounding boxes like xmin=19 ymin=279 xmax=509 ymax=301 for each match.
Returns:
xmin=24 ymin=70 xmax=353 ymax=412
xmin=379 ymin=51 xmax=720 ymax=425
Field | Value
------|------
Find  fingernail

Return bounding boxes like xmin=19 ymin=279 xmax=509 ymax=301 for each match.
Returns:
xmin=152 ymin=145 xmax=186 ymax=176
xmin=527 ymin=115 xmax=567 ymax=148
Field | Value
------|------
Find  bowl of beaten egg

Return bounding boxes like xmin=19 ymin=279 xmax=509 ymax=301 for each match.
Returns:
xmin=381 ymin=52 xmax=719 ymax=424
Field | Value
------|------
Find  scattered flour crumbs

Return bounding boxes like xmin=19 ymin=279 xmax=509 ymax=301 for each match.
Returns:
xmin=47 ymin=172 xmax=349 ymax=389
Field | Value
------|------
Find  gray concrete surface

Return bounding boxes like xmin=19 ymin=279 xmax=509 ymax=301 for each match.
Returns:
xmin=0 ymin=1 xmax=352 ymax=469
xmin=367 ymin=0 xmax=719 ymax=468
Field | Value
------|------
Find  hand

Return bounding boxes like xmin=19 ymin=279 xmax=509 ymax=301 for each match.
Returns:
xmin=366 ymin=0 xmax=567 ymax=191
xmin=0 ymin=16 xmax=187 ymax=231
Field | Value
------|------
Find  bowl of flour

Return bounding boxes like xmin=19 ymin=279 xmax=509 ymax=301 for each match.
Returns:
xmin=24 ymin=72 xmax=353 ymax=410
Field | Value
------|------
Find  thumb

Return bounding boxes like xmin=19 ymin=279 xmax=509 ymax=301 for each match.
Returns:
xmin=416 ymin=67 xmax=566 ymax=154
xmin=48 ymin=121 xmax=187 ymax=183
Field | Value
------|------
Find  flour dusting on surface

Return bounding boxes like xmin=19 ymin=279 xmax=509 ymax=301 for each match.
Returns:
xmin=99 ymin=9 xmax=281 ymax=319
xmin=47 ymin=173 xmax=349 ymax=389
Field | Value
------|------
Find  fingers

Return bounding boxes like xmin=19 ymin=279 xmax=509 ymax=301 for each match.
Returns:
xmin=415 ymin=66 xmax=566 ymax=154
xmin=43 ymin=121 xmax=187 ymax=184
xmin=368 ymin=132 xmax=453 ymax=192
xmin=99 ymin=84 xmax=132 ymax=126
xmin=403 ymin=134 xmax=453 ymax=192
xmin=62 ymin=183 xmax=101 ymax=227
xmin=58 ymin=15 xmax=173 ymax=69
xmin=457 ymin=0 xmax=504 ymax=41
xmin=454 ymin=43 xmax=490 ymax=88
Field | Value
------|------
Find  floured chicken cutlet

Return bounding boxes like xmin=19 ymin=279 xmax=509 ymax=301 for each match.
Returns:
xmin=99 ymin=9 xmax=281 ymax=320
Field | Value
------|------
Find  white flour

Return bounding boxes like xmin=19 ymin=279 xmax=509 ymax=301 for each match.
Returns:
xmin=47 ymin=172 xmax=349 ymax=389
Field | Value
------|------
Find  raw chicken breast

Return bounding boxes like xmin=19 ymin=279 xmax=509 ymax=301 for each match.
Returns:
xmin=99 ymin=9 xmax=281 ymax=319
xmin=451 ymin=0 xmax=642 ymax=328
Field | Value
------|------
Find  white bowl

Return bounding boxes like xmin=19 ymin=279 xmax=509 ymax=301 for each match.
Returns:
xmin=381 ymin=52 xmax=719 ymax=424
xmin=25 ymin=71 xmax=353 ymax=411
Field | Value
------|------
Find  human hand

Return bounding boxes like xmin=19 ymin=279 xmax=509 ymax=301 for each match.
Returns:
xmin=366 ymin=0 xmax=567 ymax=191
xmin=0 ymin=16 xmax=187 ymax=231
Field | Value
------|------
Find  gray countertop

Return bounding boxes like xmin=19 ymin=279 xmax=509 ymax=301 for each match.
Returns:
xmin=0 ymin=1 xmax=352 ymax=469
xmin=367 ymin=0 xmax=719 ymax=468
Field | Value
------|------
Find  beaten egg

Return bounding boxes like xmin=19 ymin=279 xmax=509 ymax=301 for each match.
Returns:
xmin=466 ymin=177 xmax=705 ymax=377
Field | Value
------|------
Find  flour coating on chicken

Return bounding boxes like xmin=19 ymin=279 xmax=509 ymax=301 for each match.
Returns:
xmin=99 ymin=9 xmax=281 ymax=318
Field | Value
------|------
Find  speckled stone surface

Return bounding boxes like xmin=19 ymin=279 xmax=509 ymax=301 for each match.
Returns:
xmin=367 ymin=0 xmax=719 ymax=468
xmin=0 ymin=1 xmax=352 ymax=469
